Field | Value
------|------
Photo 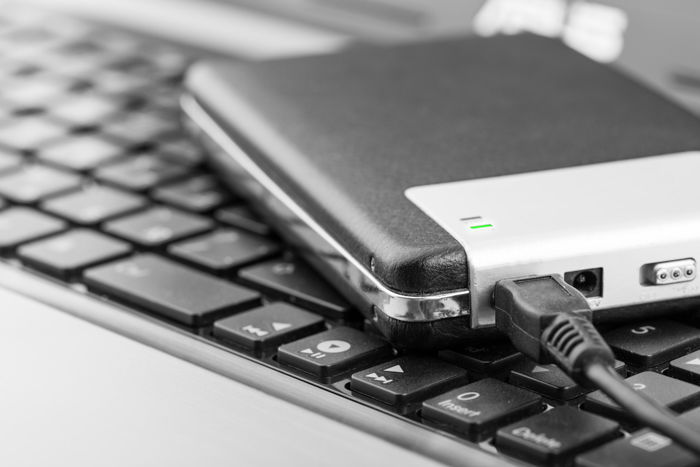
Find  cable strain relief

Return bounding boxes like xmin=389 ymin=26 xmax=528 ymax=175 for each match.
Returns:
xmin=541 ymin=311 xmax=616 ymax=386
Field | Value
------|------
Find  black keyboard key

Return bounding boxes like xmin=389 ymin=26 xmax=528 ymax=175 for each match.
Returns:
xmin=495 ymin=407 xmax=620 ymax=465
xmin=37 ymin=135 xmax=124 ymax=171
xmin=680 ymin=405 xmax=700 ymax=429
xmin=278 ymin=327 xmax=391 ymax=378
xmin=91 ymin=69 xmax=152 ymax=95
xmin=41 ymin=185 xmax=147 ymax=225
xmin=510 ymin=360 xmax=626 ymax=401
xmin=576 ymin=429 xmax=697 ymax=467
xmin=584 ymin=371 xmax=700 ymax=421
xmin=156 ymin=137 xmax=204 ymax=166
xmin=0 ymin=148 xmax=22 ymax=173
xmin=239 ymin=258 xmax=353 ymax=319
xmin=18 ymin=229 xmax=131 ymax=279
xmin=0 ymin=207 xmax=66 ymax=252
xmin=168 ymin=229 xmax=280 ymax=272
xmin=0 ymin=165 xmax=81 ymax=203
xmin=50 ymin=93 xmax=124 ymax=126
xmin=351 ymin=357 xmax=467 ymax=406
xmin=141 ymin=90 xmax=179 ymax=114
xmin=37 ymin=59 xmax=99 ymax=80
xmin=215 ymin=205 xmax=271 ymax=236
xmin=103 ymin=206 xmax=213 ymax=247
xmin=604 ymin=320 xmax=700 ymax=368
xmin=102 ymin=111 xmax=177 ymax=146
xmin=50 ymin=39 xmax=114 ymax=66
xmin=152 ymin=175 xmax=230 ymax=212
xmin=94 ymin=154 xmax=189 ymax=191
xmin=0 ymin=115 xmax=68 ymax=152
xmin=0 ymin=75 xmax=74 ymax=109
xmin=422 ymin=379 xmax=542 ymax=441
xmin=84 ymin=253 xmax=260 ymax=326
xmin=40 ymin=41 xmax=112 ymax=76
xmin=107 ymin=55 xmax=169 ymax=78
xmin=0 ymin=62 xmax=41 ymax=81
xmin=668 ymin=350 xmax=700 ymax=384
xmin=213 ymin=303 xmax=325 ymax=352
xmin=439 ymin=343 xmax=523 ymax=375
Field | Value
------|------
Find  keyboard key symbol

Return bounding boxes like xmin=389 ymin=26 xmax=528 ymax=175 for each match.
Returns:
xmin=457 ymin=391 xmax=481 ymax=402
xmin=272 ymin=262 xmax=295 ymax=275
xmin=241 ymin=324 xmax=268 ymax=337
xmin=365 ymin=372 xmax=393 ymax=385
xmin=300 ymin=348 xmax=326 ymax=359
xmin=316 ymin=340 xmax=351 ymax=353
xmin=631 ymin=325 xmax=656 ymax=335
xmin=300 ymin=340 xmax=351 ymax=359
xmin=271 ymin=322 xmax=292 ymax=331
xmin=114 ymin=261 xmax=150 ymax=278
xmin=629 ymin=432 xmax=672 ymax=452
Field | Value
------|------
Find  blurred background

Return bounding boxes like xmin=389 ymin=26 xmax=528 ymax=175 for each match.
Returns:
xmin=21 ymin=0 xmax=700 ymax=116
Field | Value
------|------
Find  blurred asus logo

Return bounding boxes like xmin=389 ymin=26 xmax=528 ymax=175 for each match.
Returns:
xmin=474 ymin=0 xmax=628 ymax=62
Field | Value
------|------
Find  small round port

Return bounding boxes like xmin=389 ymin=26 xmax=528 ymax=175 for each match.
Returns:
xmin=572 ymin=270 xmax=598 ymax=294
xmin=657 ymin=269 xmax=669 ymax=281
xmin=686 ymin=267 xmax=695 ymax=277
xmin=672 ymin=268 xmax=683 ymax=279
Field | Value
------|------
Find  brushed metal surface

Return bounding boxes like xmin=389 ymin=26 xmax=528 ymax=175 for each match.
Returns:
xmin=0 ymin=264 xmax=508 ymax=467
xmin=0 ymin=282 xmax=437 ymax=466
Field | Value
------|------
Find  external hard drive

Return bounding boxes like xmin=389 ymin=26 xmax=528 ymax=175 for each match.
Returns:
xmin=183 ymin=35 xmax=700 ymax=348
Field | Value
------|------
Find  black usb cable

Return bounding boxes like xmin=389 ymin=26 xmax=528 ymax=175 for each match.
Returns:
xmin=494 ymin=274 xmax=700 ymax=456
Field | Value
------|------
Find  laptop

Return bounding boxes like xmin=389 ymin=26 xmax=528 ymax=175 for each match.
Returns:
xmin=1 ymin=1 xmax=700 ymax=466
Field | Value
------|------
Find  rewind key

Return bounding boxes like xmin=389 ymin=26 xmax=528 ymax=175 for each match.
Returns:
xmin=213 ymin=303 xmax=325 ymax=352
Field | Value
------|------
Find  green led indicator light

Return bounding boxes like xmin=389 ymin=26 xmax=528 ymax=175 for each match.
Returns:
xmin=470 ymin=224 xmax=493 ymax=230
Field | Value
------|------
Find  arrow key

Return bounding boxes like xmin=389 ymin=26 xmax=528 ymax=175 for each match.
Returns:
xmin=350 ymin=357 xmax=467 ymax=406
xmin=213 ymin=303 xmax=325 ymax=352
xmin=509 ymin=360 xmax=626 ymax=401
xmin=439 ymin=342 xmax=522 ymax=375
xmin=668 ymin=350 xmax=700 ymax=385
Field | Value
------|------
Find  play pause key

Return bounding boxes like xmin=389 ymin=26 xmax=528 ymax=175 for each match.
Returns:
xmin=351 ymin=357 xmax=467 ymax=406
xmin=277 ymin=327 xmax=392 ymax=378
xmin=213 ymin=303 xmax=326 ymax=352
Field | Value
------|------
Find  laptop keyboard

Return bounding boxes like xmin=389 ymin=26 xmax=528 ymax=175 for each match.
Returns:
xmin=3 ymin=6 xmax=700 ymax=467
